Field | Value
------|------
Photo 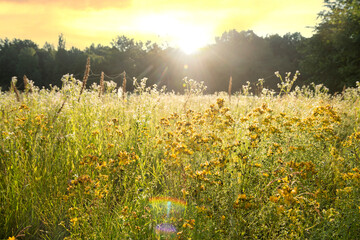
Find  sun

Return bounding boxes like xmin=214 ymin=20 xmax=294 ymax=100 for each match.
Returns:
xmin=175 ymin=28 xmax=211 ymax=54
xmin=136 ymin=13 xmax=213 ymax=54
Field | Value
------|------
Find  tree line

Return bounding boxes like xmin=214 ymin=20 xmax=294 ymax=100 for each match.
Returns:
xmin=0 ymin=0 xmax=359 ymax=94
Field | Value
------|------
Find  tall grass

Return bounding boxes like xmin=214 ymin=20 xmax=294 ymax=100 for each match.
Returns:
xmin=1 ymin=74 xmax=360 ymax=239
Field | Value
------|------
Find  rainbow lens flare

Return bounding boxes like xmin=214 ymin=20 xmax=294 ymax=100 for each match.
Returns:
xmin=149 ymin=197 xmax=187 ymax=218
xmin=149 ymin=197 xmax=186 ymax=237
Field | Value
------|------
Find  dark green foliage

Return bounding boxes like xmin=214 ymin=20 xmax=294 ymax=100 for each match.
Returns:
xmin=299 ymin=0 xmax=360 ymax=92
xmin=0 ymin=32 xmax=304 ymax=93
xmin=0 ymin=39 xmax=39 ymax=90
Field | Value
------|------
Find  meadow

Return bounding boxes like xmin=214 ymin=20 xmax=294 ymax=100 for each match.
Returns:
xmin=1 ymin=73 xmax=360 ymax=239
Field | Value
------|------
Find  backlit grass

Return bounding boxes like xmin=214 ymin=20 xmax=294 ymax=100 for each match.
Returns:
xmin=1 ymin=75 xmax=360 ymax=239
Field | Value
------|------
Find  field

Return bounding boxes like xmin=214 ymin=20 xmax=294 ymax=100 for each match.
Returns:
xmin=1 ymin=75 xmax=360 ymax=239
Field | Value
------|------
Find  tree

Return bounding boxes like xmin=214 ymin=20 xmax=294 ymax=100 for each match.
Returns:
xmin=16 ymin=47 xmax=41 ymax=82
xmin=111 ymin=35 xmax=136 ymax=53
xmin=0 ymin=39 xmax=39 ymax=89
xmin=300 ymin=0 xmax=360 ymax=92
xmin=37 ymin=43 xmax=56 ymax=86
xmin=57 ymin=33 xmax=66 ymax=50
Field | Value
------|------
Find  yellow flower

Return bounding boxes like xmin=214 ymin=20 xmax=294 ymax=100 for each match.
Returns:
xmin=238 ymin=194 xmax=247 ymax=200
xmin=92 ymin=130 xmax=100 ymax=136
xmin=254 ymin=163 xmax=262 ymax=168
xmin=8 ymin=237 xmax=16 ymax=240
xmin=269 ymin=196 xmax=280 ymax=203
xmin=250 ymin=134 xmax=258 ymax=140
xmin=70 ymin=217 xmax=79 ymax=225
xmin=107 ymin=143 xmax=115 ymax=150
xmin=216 ymin=98 xmax=225 ymax=108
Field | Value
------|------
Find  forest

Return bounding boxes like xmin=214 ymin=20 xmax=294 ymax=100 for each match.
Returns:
xmin=0 ymin=0 xmax=359 ymax=94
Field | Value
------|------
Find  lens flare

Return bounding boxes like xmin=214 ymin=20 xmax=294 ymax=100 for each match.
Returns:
xmin=149 ymin=197 xmax=186 ymax=237
xmin=155 ymin=223 xmax=177 ymax=236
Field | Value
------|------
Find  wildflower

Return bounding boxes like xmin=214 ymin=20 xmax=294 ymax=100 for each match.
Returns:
xmin=92 ymin=130 xmax=100 ymax=136
xmin=70 ymin=217 xmax=79 ymax=226
xmin=269 ymin=196 xmax=280 ymax=203
xmin=238 ymin=194 xmax=247 ymax=200
xmin=107 ymin=143 xmax=115 ymax=150
xmin=216 ymin=98 xmax=225 ymax=108
xmin=196 ymin=205 xmax=207 ymax=213
xmin=183 ymin=219 xmax=195 ymax=229
xmin=240 ymin=117 xmax=249 ymax=122
xmin=250 ymin=134 xmax=258 ymax=140
xmin=19 ymin=103 xmax=29 ymax=110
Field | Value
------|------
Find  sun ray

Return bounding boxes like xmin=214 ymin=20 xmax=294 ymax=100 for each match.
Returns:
xmin=136 ymin=13 xmax=213 ymax=54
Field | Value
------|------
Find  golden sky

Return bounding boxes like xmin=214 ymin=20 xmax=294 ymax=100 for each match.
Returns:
xmin=0 ymin=0 xmax=325 ymax=50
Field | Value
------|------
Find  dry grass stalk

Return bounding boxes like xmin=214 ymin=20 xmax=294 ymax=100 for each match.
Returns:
xmin=11 ymin=77 xmax=21 ymax=102
xmin=228 ymin=76 xmax=232 ymax=102
xmin=15 ymin=225 xmax=32 ymax=239
xmin=78 ymin=57 xmax=90 ymax=101
xmin=52 ymin=98 xmax=67 ymax=124
xmin=99 ymin=71 xmax=104 ymax=97
xmin=23 ymin=75 xmax=33 ymax=93
xmin=122 ymin=71 xmax=127 ymax=100
xmin=57 ymin=98 xmax=67 ymax=115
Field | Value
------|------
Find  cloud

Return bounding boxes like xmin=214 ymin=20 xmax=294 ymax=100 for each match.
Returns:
xmin=0 ymin=0 xmax=132 ymax=9
xmin=0 ymin=0 xmax=325 ymax=49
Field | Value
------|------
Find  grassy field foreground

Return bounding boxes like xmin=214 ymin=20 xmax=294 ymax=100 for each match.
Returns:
xmin=1 ymin=75 xmax=360 ymax=239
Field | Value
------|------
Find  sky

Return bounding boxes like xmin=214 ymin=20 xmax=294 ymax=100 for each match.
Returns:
xmin=0 ymin=0 xmax=325 ymax=51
